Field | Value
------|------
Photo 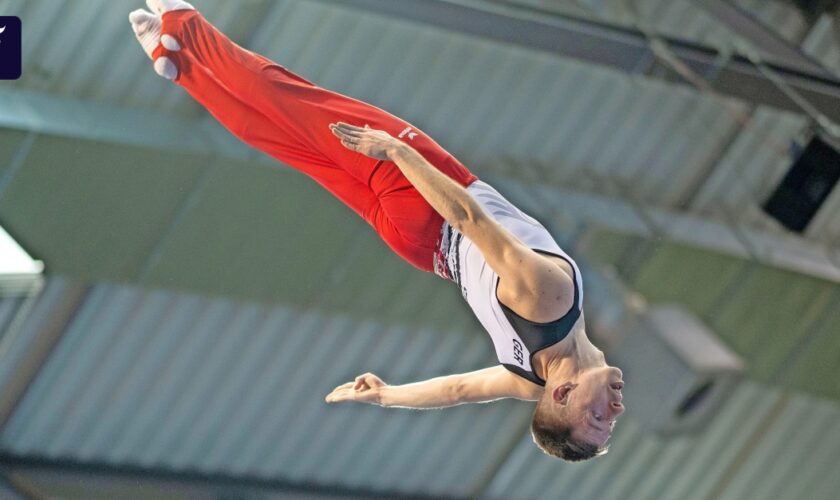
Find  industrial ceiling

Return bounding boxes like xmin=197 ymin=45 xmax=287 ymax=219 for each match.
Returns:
xmin=0 ymin=0 xmax=839 ymax=498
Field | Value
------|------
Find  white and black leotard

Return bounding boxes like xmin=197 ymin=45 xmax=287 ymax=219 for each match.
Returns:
xmin=435 ymin=180 xmax=583 ymax=386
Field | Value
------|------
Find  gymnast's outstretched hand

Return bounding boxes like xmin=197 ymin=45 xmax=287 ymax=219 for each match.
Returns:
xmin=329 ymin=122 xmax=400 ymax=161
xmin=325 ymin=372 xmax=388 ymax=405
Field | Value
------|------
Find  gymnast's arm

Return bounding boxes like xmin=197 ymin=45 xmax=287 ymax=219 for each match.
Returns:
xmin=329 ymin=122 xmax=482 ymax=235
xmin=329 ymin=122 xmax=569 ymax=309
xmin=325 ymin=366 xmax=540 ymax=409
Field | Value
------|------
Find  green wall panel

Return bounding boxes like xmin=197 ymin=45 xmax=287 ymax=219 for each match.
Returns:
xmin=141 ymin=162 xmax=365 ymax=304
xmin=0 ymin=130 xmax=31 ymax=181
xmin=711 ymin=268 xmax=829 ymax=379
xmin=787 ymin=305 xmax=840 ymax=399
xmin=744 ymin=276 xmax=834 ymax=382
xmin=378 ymin=264 xmax=465 ymax=329
xmin=315 ymin=237 xmax=425 ymax=316
xmin=264 ymin=221 xmax=472 ymax=329
xmin=624 ymin=240 xmax=747 ymax=317
xmin=579 ymin=228 xmax=635 ymax=265
xmin=0 ymin=135 xmax=206 ymax=280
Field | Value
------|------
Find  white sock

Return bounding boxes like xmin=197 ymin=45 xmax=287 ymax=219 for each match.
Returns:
xmin=129 ymin=9 xmax=180 ymax=80
xmin=129 ymin=9 xmax=161 ymax=60
xmin=154 ymin=57 xmax=179 ymax=80
xmin=146 ymin=0 xmax=195 ymax=15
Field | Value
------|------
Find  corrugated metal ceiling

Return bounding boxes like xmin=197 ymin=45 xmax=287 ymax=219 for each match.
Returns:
xmin=1 ymin=277 xmax=839 ymax=499
xmin=0 ymin=279 xmax=524 ymax=498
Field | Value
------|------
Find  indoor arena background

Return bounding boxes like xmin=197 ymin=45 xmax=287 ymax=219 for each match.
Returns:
xmin=1 ymin=0 xmax=840 ymax=499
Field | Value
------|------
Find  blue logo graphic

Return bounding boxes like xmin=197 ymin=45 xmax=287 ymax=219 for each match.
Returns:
xmin=0 ymin=16 xmax=22 ymax=80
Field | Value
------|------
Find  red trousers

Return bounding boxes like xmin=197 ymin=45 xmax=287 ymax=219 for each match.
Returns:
xmin=155 ymin=10 xmax=477 ymax=272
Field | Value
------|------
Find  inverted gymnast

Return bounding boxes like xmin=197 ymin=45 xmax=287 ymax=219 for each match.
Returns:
xmin=131 ymin=0 xmax=624 ymax=461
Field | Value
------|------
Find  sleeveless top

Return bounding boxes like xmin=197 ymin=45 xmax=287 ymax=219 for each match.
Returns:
xmin=434 ymin=180 xmax=583 ymax=386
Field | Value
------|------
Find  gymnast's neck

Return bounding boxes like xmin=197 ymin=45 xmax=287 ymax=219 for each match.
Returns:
xmin=534 ymin=320 xmax=607 ymax=381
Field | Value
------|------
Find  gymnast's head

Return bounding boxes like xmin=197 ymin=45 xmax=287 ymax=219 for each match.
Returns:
xmin=530 ymin=365 xmax=625 ymax=461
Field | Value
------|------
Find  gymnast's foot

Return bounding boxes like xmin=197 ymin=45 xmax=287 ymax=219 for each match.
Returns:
xmin=146 ymin=0 xmax=195 ymax=15
xmin=129 ymin=8 xmax=180 ymax=80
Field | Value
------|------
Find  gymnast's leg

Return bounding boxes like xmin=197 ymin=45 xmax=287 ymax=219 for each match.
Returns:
xmin=132 ymin=1 xmax=477 ymax=271
xmin=130 ymin=7 xmax=383 ymax=229
xmin=147 ymin=0 xmax=475 ymax=185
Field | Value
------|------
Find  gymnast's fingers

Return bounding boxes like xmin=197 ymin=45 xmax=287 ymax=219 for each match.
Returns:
xmin=333 ymin=382 xmax=353 ymax=391
xmin=325 ymin=388 xmax=349 ymax=403
xmin=335 ymin=123 xmax=372 ymax=137
xmin=325 ymin=383 xmax=355 ymax=403
xmin=354 ymin=375 xmax=370 ymax=390
xmin=332 ymin=130 xmax=358 ymax=145
xmin=330 ymin=125 xmax=364 ymax=141
xmin=334 ymin=121 xmax=365 ymax=132
xmin=328 ymin=124 xmax=350 ymax=137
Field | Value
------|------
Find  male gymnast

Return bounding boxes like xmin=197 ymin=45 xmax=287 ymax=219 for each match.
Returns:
xmin=130 ymin=0 xmax=625 ymax=461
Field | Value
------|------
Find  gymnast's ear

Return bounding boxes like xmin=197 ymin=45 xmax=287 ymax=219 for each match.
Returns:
xmin=551 ymin=382 xmax=577 ymax=405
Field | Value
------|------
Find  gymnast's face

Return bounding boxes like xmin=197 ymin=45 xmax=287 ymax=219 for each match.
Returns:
xmin=558 ymin=366 xmax=625 ymax=446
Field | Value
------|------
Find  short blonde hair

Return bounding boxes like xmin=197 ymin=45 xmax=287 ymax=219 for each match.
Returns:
xmin=530 ymin=394 xmax=609 ymax=461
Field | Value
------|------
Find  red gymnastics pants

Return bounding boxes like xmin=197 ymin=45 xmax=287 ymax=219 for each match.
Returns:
xmin=154 ymin=10 xmax=478 ymax=272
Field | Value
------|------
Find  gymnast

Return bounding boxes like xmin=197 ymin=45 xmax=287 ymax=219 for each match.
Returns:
xmin=130 ymin=0 xmax=624 ymax=461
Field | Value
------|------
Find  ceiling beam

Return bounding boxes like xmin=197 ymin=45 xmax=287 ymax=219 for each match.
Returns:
xmin=317 ymin=0 xmax=840 ymax=123
xmin=0 ymin=88 xmax=249 ymax=159
xmin=691 ymin=0 xmax=828 ymax=75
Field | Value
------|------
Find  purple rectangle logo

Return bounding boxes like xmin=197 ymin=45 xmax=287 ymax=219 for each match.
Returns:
xmin=0 ymin=16 xmax=22 ymax=80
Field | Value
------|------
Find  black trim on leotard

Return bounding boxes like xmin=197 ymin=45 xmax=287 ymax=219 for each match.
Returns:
xmin=497 ymin=251 xmax=581 ymax=386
